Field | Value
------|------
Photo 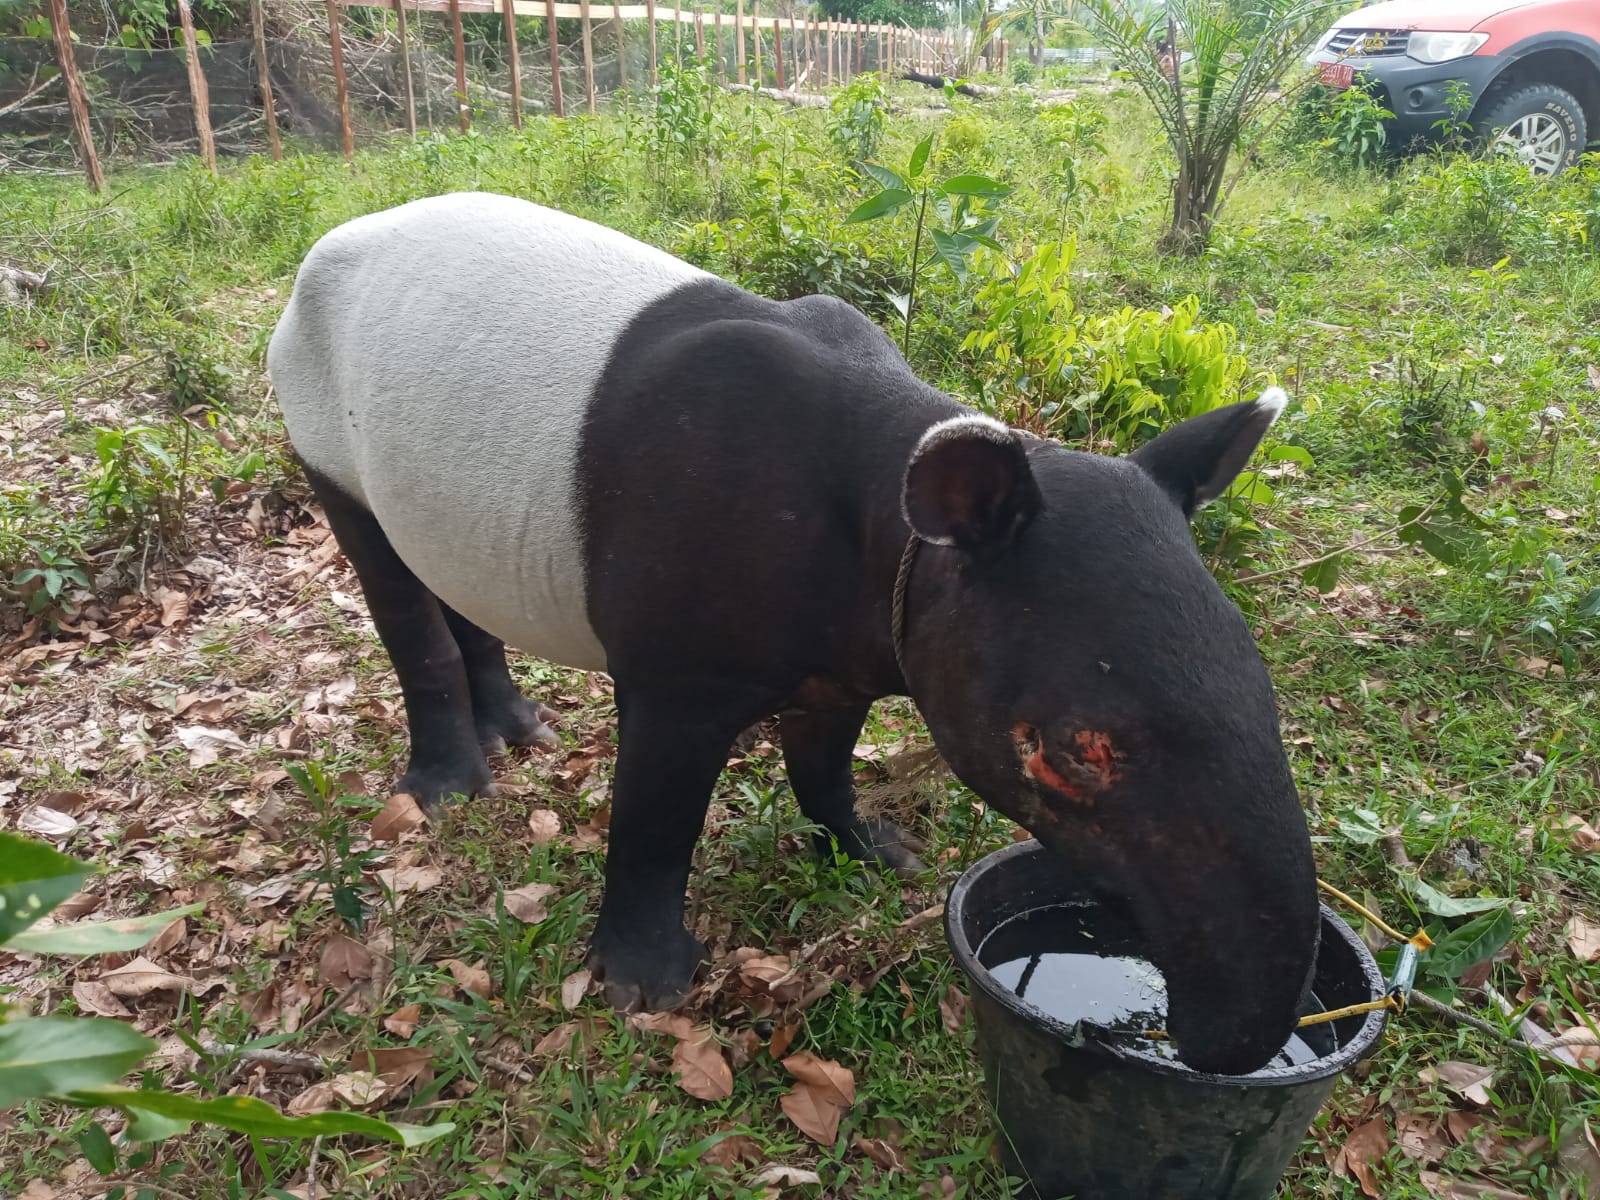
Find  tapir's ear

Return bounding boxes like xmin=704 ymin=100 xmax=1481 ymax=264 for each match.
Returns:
xmin=1129 ymin=388 xmax=1287 ymax=518
xmin=902 ymin=415 xmax=1042 ymax=551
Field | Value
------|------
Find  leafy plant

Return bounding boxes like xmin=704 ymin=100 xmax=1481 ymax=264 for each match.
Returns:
xmin=287 ymin=761 xmax=386 ymax=931
xmin=959 ymin=240 xmax=1248 ymax=445
xmin=1322 ymin=82 xmax=1392 ymax=172
xmin=843 ymin=132 xmax=1012 ymax=354
xmin=827 ymin=73 xmax=890 ymax=163
xmin=649 ymin=52 xmax=720 ymax=166
xmin=0 ymin=832 xmax=451 ymax=1152
xmin=1071 ymin=0 xmax=1344 ymax=252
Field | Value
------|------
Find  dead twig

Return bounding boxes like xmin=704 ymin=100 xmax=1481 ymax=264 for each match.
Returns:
xmin=200 ymin=1039 xmax=323 ymax=1071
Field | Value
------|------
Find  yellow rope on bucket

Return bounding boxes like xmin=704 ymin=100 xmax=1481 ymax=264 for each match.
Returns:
xmin=1316 ymin=879 xmax=1433 ymax=953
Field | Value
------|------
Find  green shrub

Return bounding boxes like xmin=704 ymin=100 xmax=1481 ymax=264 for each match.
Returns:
xmin=827 ymin=73 xmax=890 ymax=163
xmin=960 ymin=240 xmax=1247 ymax=446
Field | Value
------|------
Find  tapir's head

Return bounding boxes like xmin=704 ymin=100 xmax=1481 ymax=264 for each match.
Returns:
xmin=900 ymin=391 xmax=1318 ymax=1075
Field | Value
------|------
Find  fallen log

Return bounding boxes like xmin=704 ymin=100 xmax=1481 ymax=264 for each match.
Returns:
xmin=721 ymin=82 xmax=829 ymax=108
xmin=899 ymin=69 xmax=992 ymax=98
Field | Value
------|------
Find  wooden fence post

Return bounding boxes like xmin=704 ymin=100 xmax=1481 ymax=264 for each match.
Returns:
xmin=248 ymin=0 xmax=281 ymax=159
xmin=694 ymin=6 xmax=704 ymax=61
xmin=853 ymin=19 xmax=861 ymax=76
xmin=786 ymin=10 xmax=797 ymax=86
xmin=646 ymin=0 xmax=656 ymax=87
xmin=734 ymin=0 xmax=745 ymax=84
xmin=545 ymin=0 xmax=564 ymax=115
xmin=613 ymin=1 xmax=626 ymax=89
xmin=751 ymin=0 xmax=760 ymax=85
xmin=391 ymin=0 xmax=417 ymax=135
xmin=176 ymin=0 xmax=218 ymax=172
xmin=579 ymin=0 xmax=595 ymax=112
xmin=672 ymin=0 xmax=681 ymax=60
xmin=44 ymin=0 xmax=103 ymax=192
xmin=713 ymin=5 xmax=723 ymax=79
xmin=448 ymin=0 xmax=469 ymax=132
xmin=772 ymin=15 xmax=782 ymax=90
xmin=503 ymin=0 xmax=523 ymax=126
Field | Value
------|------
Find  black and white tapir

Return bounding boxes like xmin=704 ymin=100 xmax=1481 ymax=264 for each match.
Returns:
xmin=268 ymin=192 xmax=1318 ymax=1075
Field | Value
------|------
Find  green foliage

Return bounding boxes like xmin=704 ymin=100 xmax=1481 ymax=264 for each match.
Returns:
xmin=843 ymin=132 xmax=1012 ymax=353
xmin=1010 ymin=59 xmax=1037 ymax=85
xmin=649 ymin=52 xmax=720 ymax=164
xmin=287 ymin=762 xmax=386 ymax=931
xmin=827 ymin=73 xmax=890 ymax=163
xmin=1322 ymin=84 xmax=1392 ymax=172
xmin=0 ymin=831 xmax=451 ymax=1150
xmin=960 ymin=240 xmax=1247 ymax=445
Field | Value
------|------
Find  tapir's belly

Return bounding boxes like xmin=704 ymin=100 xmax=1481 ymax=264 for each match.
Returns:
xmin=268 ymin=193 xmax=707 ymax=672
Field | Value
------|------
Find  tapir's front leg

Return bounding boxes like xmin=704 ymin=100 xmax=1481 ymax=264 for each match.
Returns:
xmin=586 ymin=687 xmax=745 ymax=1011
xmin=781 ymin=706 xmax=927 ymax=879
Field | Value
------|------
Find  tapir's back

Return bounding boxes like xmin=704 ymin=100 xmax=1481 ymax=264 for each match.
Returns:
xmin=268 ymin=192 xmax=707 ymax=669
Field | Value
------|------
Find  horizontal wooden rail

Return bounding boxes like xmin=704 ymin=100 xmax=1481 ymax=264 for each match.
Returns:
xmin=331 ymin=0 xmax=905 ymax=37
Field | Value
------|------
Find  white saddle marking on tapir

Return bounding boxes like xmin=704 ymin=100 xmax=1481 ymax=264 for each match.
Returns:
xmin=268 ymin=192 xmax=709 ymax=671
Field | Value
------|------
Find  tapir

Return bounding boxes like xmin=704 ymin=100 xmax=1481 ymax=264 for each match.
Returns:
xmin=267 ymin=191 xmax=1318 ymax=1075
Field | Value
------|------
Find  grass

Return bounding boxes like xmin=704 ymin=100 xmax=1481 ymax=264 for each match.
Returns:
xmin=2 ymin=58 xmax=1600 ymax=1199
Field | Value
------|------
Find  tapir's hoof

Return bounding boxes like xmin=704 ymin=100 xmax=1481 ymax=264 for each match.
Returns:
xmin=399 ymin=756 xmax=496 ymax=813
xmin=860 ymin=817 xmax=929 ymax=880
xmin=478 ymin=697 xmax=561 ymax=756
xmin=586 ymin=926 xmax=707 ymax=1012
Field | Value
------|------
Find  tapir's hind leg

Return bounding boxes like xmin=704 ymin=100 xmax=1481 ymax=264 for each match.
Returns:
xmin=303 ymin=466 xmax=493 ymax=808
xmin=437 ymin=605 xmax=561 ymax=755
xmin=780 ymin=706 xmax=927 ymax=880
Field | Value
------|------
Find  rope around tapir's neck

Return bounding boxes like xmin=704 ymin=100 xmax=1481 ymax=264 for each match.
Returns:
xmin=890 ymin=535 xmax=921 ymax=685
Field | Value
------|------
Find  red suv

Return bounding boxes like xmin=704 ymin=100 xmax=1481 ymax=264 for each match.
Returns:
xmin=1308 ymin=0 xmax=1600 ymax=174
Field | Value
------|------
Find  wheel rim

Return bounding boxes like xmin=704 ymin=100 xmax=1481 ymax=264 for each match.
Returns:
xmin=1492 ymin=112 xmax=1568 ymax=176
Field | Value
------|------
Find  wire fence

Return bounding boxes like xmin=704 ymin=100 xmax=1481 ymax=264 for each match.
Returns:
xmin=1 ymin=0 xmax=989 ymax=185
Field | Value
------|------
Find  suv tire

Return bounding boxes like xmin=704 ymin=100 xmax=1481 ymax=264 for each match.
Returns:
xmin=1475 ymin=82 xmax=1587 ymax=176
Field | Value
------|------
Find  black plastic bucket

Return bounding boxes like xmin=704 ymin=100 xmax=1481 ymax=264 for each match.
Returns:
xmin=946 ymin=839 xmax=1387 ymax=1200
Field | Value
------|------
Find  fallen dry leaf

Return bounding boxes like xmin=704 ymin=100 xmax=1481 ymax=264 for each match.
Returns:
xmin=769 ymin=1020 xmax=800 ymax=1061
xmin=527 ymin=809 xmax=562 ymax=844
xmin=1420 ymin=1171 xmax=1534 ymax=1199
xmin=376 ymin=862 xmax=443 ymax=898
xmin=175 ymin=724 xmax=251 ymax=769
xmin=1554 ymin=815 xmax=1600 ymax=853
xmin=1557 ymin=1119 xmax=1600 ymax=1199
xmin=18 ymin=802 xmax=80 ymax=837
xmin=501 ymin=882 xmax=557 ymax=924
xmin=561 ymin=968 xmax=592 ymax=1011
xmin=371 ymin=793 xmax=428 ymax=841
xmin=72 ymin=980 xmax=132 ymax=1018
xmin=703 ymin=1132 xmax=763 ymax=1168
xmin=533 ymin=1020 xmax=580 ymax=1058
xmin=319 ymin=934 xmax=374 ymax=989
xmin=1422 ymin=1061 xmax=1496 ymax=1107
xmin=286 ymin=1080 xmax=338 ymax=1115
xmin=752 ymin=1164 xmax=822 ymax=1188
xmin=1398 ymin=1112 xmax=1452 ymax=1165
xmin=1331 ymin=1116 xmax=1390 ymax=1198
xmin=357 ymin=1045 xmax=434 ymax=1091
xmin=673 ymin=1030 xmax=734 ymax=1101
xmin=99 ymin=956 xmax=202 ymax=997
xmin=630 ymin=1011 xmax=697 ymax=1041
xmin=330 ymin=1070 xmax=390 ymax=1109
xmin=855 ymin=1134 xmax=908 ymax=1171
xmin=383 ymin=1003 xmax=422 ymax=1038
xmin=780 ymin=1053 xmax=856 ymax=1145
xmin=1567 ymin=915 xmax=1600 ymax=962
xmin=443 ymin=958 xmax=491 ymax=998
xmin=19 ymin=1180 xmax=56 ymax=1200
xmin=939 ymin=984 xmax=971 ymax=1034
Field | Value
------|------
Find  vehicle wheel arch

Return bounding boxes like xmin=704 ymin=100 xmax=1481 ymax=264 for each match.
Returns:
xmin=1468 ymin=36 xmax=1600 ymax=138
